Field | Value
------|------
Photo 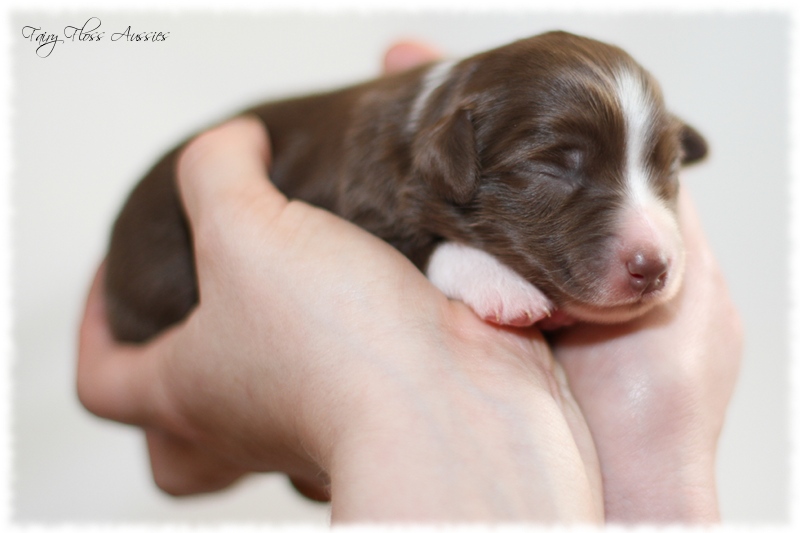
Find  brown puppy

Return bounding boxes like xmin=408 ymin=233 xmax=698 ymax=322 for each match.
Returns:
xmin=105 ymin=31 xmax=707 ymax=342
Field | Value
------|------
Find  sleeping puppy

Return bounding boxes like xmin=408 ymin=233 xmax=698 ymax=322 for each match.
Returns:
xmin=105 ymin=31 xmax=707 ymax=342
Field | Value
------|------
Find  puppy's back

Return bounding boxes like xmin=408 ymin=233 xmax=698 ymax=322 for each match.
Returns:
xmin=105 ymin=66 xmax=429 ymax=342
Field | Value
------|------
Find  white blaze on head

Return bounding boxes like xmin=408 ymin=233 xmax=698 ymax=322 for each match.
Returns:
xmin=585 ymin=67 xmax=686 ymax=315
xmin=613 ymin=68 xmax=660 ymax=209
xmin=612 ymin=68 xmax=681 ymax=236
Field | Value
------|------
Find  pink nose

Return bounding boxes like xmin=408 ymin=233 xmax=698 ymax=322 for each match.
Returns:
xmin=627 ymin=252 xmax=668 ymax=295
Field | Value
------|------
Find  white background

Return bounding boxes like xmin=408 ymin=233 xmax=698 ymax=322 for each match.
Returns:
xmin=8 ymin=10 xmax=791 ymax=524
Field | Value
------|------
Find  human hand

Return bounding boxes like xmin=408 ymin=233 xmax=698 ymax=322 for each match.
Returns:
xmin=553 ymin=187 xmax=743 ymax=522
xmin=77 ymin=45 xmax=603 ymax=522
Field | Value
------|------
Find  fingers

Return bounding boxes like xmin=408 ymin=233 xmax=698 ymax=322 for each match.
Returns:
xmin=289 ymin=475 xmax=332 ymax=503
xmin=76 ymin=261 xmax=168 ymax=426
xmin=176 ymin=116 xmax=286 ymax=237
xmin=382 ymin=41 xmax=442 ymax=75
xmin=146 ymin=429 xmax=247 ymax=496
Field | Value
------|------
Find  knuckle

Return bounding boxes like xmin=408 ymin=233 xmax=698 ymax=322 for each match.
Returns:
xmin=152 ymin=471 xmax=188 ymax=497
xmin=75 ymin=364 xmax=111 ymax=419
xmin=175 ymin=130 xmax=221 ymax=192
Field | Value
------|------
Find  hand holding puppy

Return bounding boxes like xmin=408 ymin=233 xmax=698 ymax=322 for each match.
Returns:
xmin=78 ymin=113 xmax=603 ymax=521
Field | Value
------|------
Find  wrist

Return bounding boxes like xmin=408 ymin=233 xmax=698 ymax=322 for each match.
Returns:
xmin=602 ymin=451 xmax=719 ymax=523
xmin=599 ymin=419 xmax=719 ymax=523
xmin=316 ymin=311 xmax=603 ymax=522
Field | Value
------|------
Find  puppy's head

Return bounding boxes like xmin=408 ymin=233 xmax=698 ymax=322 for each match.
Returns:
xmin=411 ymin=31 xmax=708 ymax=322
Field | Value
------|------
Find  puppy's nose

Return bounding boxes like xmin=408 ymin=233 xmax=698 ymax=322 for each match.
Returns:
xmin=627 ymin=252 xmax=668 ymax=295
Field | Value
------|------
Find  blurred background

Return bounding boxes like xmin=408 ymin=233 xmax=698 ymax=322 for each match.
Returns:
xmin=9 ymin=9 xmax=791 ymax=524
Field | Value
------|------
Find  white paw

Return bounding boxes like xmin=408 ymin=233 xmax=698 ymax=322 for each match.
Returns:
xmin=425 ymin=241 xmax=553 ymax=327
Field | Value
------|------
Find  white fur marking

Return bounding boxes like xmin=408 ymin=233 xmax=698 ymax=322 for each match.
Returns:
xmin=614 ymin=69 xmax=659 ymax=209
xmin=425 ymin=241 xmax=553 ymax=326
xmin=613 ymin=69 xmax=682 ymax=261
xmin=407 ymin=59 xmax=456 ymax=133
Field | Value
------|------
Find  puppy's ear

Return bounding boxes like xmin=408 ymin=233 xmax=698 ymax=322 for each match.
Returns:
xmin=412 ymin=107 xmax=480 ymax=205
xmin=678 ymin=121 xmax=709 ymax=165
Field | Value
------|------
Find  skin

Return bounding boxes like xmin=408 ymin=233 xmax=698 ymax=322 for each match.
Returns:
xmin=554 ymin=187 xmax=742 ymax=521
xmin=76 ymin=42 xmax=741 ymax=523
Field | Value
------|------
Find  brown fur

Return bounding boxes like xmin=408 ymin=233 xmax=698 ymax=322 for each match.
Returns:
xmin=105 ymin=31 xmax=706 ymax=342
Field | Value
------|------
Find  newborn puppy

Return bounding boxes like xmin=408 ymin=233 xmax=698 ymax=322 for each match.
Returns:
xmin=105 ymin=31 xmax=707 ymax=342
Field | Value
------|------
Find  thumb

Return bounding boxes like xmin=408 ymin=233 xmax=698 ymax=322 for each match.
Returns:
xmin=175 ymin=115 xmax=287 ymax=235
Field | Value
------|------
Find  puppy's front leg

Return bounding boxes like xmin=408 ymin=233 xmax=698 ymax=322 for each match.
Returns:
xmin=425 ymin=242 xmax=554 ymax=327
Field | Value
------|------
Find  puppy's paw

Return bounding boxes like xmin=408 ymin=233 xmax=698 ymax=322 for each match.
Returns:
xmin=425 ymin=241 xmax=554 ymax=327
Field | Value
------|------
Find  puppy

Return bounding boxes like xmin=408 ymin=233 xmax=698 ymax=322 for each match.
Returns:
xmin=105 ymin=31 xmax=707 ymax=342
